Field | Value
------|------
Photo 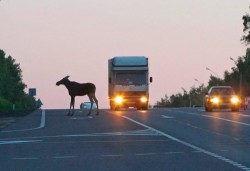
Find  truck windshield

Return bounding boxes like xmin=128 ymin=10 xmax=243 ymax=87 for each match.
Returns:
xmin=115 ymin=73 xmax=146 ymax=85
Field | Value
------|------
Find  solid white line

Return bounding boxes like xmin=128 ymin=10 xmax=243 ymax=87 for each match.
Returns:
xmin=122 ymin=115 xmax=250 ymax=171
xmin=2 ymin=110 xmax=46 ymax=133
xmin=39 ymin=109 xmax=46 ymax=128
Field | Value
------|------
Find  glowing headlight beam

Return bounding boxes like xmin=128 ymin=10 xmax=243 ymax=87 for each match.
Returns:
xmin=114 ymin=96 xmax=123 ymax=104
xmin=231 ymin=97 xmax=239 ymax=104
xmin=140 ymin=97 xmax=147 ymax=103
xmin=211 ymin=97 xmax=219 ymax=104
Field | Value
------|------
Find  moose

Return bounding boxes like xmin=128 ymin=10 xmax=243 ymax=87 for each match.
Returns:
xmin=56 ymin=76 xmax=99 ymax=116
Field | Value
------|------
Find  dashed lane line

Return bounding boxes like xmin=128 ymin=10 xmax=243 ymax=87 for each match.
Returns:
xmin=0 ymin=140 xmax=42 ymax=145
xmin=13 ymin=157 xmax=39 ymax=160
xmin=166 ymin=109 xmax=250 ymax=126
xmin=53 ymin=156 xmax=76 ymax=159
xmin=161 ymin=115 xmax=174 ymax=119
xmin=122 ymin=115 xmax=250 ymax=171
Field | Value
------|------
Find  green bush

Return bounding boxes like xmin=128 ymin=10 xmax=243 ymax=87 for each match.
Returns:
xmin=0 ymin=96 xmax=12 ymax=112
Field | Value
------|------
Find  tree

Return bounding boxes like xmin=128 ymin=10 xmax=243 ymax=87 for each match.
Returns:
xmin=189 ymin=85 xmax=207 ymax=106
xmin=0 ymin=49 xmax=37 ymax=112
xmin=0 ymin=50 xmax=6 ymax=97
xmin=242 ymin=7 xmax=250 ymax=45
xmin=155 ymin=94 xmax=171 ymax=107
xmin=207 ymin=75 xmax=225 ymax=89
xmin=156 ymin=84 xmax=206 ymax=108
xmin=224 ymin=48 xmax=250 ymax=97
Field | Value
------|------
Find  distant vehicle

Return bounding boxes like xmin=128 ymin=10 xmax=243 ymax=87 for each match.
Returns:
xmin=108 ymin=56 xmax=153 ymax=110
xmin=80 ymin=102 xmax=97 ymax=110
xmin=204 ymin=86 xmax=240 ymax=112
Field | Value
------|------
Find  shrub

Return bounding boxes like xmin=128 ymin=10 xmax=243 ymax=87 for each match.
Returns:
xmin=0 ymin=96 xmax=12 ymax=112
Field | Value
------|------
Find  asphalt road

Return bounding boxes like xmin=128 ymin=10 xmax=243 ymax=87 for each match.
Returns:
xmin=0 ymin=108 xmax=250 ymax=171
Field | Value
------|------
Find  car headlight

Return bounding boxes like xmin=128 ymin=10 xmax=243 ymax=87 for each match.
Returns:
xmin=140 ymin=97 xmax=147 ymax=103
xmin=114 ymin=96 xmax=123 ymax=104
xmin=211 ymin=97 xmax=219 ymax=104
xmin=231 ymin=97 xmax=239 ymax=104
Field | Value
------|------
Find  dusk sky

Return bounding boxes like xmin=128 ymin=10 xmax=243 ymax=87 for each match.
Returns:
xmin=0 ymin=0 xmax=249 ymax=109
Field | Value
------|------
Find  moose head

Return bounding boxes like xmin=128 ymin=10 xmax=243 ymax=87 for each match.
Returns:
xmin=56 ymin=76 xmax=70 ymax=86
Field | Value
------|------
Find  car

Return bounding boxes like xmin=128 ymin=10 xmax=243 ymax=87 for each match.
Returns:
xmin=204 ymin=86 xmax=240 ymax=112
xmin=80 ymin=102 xmax=97 ymax=110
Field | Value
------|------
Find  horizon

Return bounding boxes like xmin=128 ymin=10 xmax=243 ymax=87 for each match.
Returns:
xmin=0 ymin=0 xmax=249 ymax=109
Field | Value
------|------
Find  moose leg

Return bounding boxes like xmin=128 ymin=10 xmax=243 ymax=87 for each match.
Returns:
xmin=71 ymin=96 xmax=75 ymax=116
xmin=87 ymin=94 xmax=93 ymax=116
xmin=68 ymin=96 xmax=75 ymax=116
xmin=92 ymin=94 xmax=99 ymax=115
xmin=68 ymin=96 xmax=73 ymax=116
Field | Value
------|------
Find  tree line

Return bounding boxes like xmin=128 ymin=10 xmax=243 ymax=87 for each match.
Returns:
xmin=156 ymin=8 xmax=250 ymax=107
xmin=0 ymin=49 xmax=38 ymax=112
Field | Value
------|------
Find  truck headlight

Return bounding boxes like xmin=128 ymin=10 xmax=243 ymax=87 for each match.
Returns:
xmin=114 ymin=96 xmax=123 ymax=104
xmin=140 ymin=97 xmax=147 ymax=103
xmin=231 ymin=97 xmax=239 ymax=104
xmin=211 ymin=97 xmax=219 ymax=104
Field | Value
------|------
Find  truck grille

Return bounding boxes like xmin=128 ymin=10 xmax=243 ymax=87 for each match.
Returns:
xmin=116 ymin=91 xmax=147 ymax=97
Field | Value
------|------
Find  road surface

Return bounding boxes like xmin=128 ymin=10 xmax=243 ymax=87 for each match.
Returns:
xmin=0 ymin=108 xmax=250 ymax=171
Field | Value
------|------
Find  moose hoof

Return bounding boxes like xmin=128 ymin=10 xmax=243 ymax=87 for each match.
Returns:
xmin=96 ymin=112 xmax=99 ymax=116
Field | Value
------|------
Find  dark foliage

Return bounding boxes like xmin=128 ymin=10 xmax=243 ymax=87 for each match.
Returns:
xmin=0 ymin=49 xmax=36 ymax=112
xmin=241 ymin=7 xmax=250 ymax=44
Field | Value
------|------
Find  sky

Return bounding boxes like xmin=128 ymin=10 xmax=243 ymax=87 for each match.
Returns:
xmin=0 ymin=0 xmax=249 ymax=109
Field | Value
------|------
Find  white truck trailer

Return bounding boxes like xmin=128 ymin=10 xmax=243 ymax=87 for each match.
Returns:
xmin=108 ymin=56 xmax=152 ymax=110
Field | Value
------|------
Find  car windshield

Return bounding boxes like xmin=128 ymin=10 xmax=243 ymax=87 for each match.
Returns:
xmin=210 ymin=88 xmax=235 ymax=96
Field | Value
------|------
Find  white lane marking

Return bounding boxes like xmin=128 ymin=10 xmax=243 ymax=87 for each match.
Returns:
xmin=239 ymin=114 xmax=250 ymax=117
xmin=53 ymin=156 xmax=76 ymax=159
xmin=2 ymin=110 xmax=46 ymax=133
xmin=122 ymin=115 xmax=250 ymax=171
xmin=102 ymin=154 xmax=123 ymax=157
xmin=70 ymin=116 xmax=93 ymax=120
xmin=13 ymin=157 xmax=38 ymax=160
xmin=202 ymin=115 xmax=250 ymax=126
xmin=0 ymin=129 xmax=161 ymax=142
xmin=0 ymin=140 xmax=42 ymax=145
xmin=198 ymin=108 xmax=250 ymax=117
xmin=135 ymin=153 xmax=155 ymax=156
xmin=39 ymin=109 xmax=46 ymax=128
xmin=161 ymin=115 xmax=174 ymax=119
xmin=168 ymin=109 xmax=250 ymax=127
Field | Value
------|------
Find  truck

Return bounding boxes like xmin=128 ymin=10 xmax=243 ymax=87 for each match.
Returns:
xmin=108 ymin=56 xmax=152 ymax=110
